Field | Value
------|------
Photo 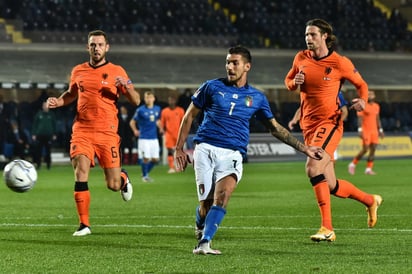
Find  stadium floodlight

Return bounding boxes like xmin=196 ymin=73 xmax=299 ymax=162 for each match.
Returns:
xmin=36 ymin=83 xmax=50 ymax=89
xmin=52 ymin=83 xmax=67 ymax=90
xmin=18 ymin=83 xmax=32 ymax=89
xmin=1 ymin=82 xmax=15 ymax=89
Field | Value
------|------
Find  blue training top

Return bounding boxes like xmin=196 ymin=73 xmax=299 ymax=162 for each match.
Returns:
xmin=192 ymin=78 xmax=274 ymax=156
xmin=131 ymin=104 xmax=161 ymax=139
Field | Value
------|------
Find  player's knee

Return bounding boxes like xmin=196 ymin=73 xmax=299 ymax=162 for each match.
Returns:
xmin=309 ymin=174 xmax=326 ymax=186
xmin=306 ymin=165 xmax=319 ymax=178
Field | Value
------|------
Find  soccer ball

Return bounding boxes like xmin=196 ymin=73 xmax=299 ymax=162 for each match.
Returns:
xmin=3 ymin=159 xmax=37 ymax=193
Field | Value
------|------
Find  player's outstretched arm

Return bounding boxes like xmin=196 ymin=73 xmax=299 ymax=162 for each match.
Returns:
xmin=263 ymin=118 xmax=323 ymax=160
xmin=174 ymin=103 xmax=199 ymax=171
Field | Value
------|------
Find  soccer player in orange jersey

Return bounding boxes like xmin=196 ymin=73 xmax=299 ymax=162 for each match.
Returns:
xmin=284 ymin=19 xmax=383 ymax=242
xmin=158 ymin=94 xmax=185 ymax=173
xmin=348 ymin=90 xmax=384 ymax=175
xmin=47 ymin=30 xmax=140 ymax=236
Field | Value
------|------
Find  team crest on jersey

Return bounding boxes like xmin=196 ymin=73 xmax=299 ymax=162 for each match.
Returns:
xmin=245 ymin=96 xmax=253 ymax=107
xmin=102 ymin=73 xmax=108 ymax=79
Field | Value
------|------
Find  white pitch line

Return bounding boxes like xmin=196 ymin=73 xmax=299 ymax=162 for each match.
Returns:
xmin=1 ymin=223 xmax=412 ymax=232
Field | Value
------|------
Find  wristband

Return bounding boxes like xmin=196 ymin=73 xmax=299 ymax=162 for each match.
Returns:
xmin=357 ymin=127 xmax=362 ymax=132
xmin=379 ymin=128 xmax=383 ymax=133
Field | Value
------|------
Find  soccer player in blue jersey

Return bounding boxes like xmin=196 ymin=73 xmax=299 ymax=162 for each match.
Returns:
xmin=174 ymin=46 xmax=324 ymax=255
xmin=130 ymin=91 xmax=161 ymax=182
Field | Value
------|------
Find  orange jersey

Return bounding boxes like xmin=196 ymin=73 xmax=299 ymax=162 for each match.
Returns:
xmin=160 ymin=106 xmax=185 ymax=148
xmin=69 ymin=61 xmax=132 ymax=133
xmin=358 ymin=102 xmax=380 ymax=133
xmin=285 ymin=50 xmax=368 ymax=131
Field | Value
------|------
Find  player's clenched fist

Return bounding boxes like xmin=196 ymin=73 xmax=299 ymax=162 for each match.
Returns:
xmin=47 ymin=97 xmax=63 ymax=108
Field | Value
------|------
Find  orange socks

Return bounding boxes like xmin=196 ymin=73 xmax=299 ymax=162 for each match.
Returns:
xmin=312 ymin=181 xmax=333 ymax=231
xmin=74 ymin=182 xmax=90 ymax=227
xmin=167 ymin=155 xmax=175 ymax=169
xmin=333 ymin=179 xmax=374 ymax=206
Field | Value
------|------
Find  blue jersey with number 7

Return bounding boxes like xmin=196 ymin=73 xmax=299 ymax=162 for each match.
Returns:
xmin=192 ymin=78 xmax=273 ymax=156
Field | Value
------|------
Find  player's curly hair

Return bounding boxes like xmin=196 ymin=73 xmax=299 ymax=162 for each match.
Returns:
xmin=306 ymin=19 xmax=337 ymax=49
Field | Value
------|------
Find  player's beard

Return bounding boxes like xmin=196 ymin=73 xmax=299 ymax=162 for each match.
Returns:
xmin=91 ymin=52 xmax=105 ymax=65
xmin=307 ymin=43 xmax=315 ymax=51
xmin=227 ymin=72 xmax=240 ymax=84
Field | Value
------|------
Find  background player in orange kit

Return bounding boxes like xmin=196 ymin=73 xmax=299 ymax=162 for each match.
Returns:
xmin=158 ymin=94 xmax=185 ymax=173
xmin=47 ymin=30 xmax=140 ymax=236
xmin=284 ymin=19 xmax=382 ymax=242
xmin=348 ymin=90 xmax=384 ymax=175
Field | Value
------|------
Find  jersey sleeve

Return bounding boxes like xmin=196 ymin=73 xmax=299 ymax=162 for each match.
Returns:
xmin=131 ymin=107 xmax=140 ymax=122
xmin=284 ymin=53 xmax=301 ymax=91
xmin=191 ymin=81 xmax=210 ymax=109
xmin=114 ymin=65 xmax=133 ymax=95
xmin=340 ymin=56 xmax=368 ymax=102
xmin=68 ymin=65 xmax=81 ymax=94
xmin=255 ymin=94 xmax=274 ymax=121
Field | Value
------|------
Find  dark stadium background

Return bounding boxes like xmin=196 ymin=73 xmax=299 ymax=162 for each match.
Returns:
xmin=0 ymin=0 xmax=411 ymax=161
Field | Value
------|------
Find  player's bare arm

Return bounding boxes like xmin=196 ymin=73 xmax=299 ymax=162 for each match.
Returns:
xmin=263 ymin=118 xmax=323 ymax=160
xmin=288 ymin=107 xmax=301 ymax=130
xmin=116 ymin=76 xmax=140 ymax=106
xmin=129 ymin=119 xmax=140 ymax=137
xmin=47 ymin=89 xmax=77 ymax=109
xmin=174 ymin=103 xmax=199 ymax=171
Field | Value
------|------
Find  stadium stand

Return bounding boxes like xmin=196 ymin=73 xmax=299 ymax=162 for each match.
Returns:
xmin=0 ymin=0 xmax=411 ymax=51
xmin=0 ymin=0 xmax=411 ymax=145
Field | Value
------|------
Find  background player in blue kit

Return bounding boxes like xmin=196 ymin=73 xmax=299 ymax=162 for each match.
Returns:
xmin=174 ymin=46 xmax=324 ymax=255
xmin=130 ymin=91 xmax=161 ymax=182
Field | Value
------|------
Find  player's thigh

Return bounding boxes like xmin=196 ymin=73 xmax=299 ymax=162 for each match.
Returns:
xmin=193 ymin=143 xmax=215 ymax=201
xmin=165 ymin=133 xmax=177 ymax=149
xmin=368 ymin=131 xmax=379 ymax=145
xmin=305 ymin=123 xmax=342 ymax=159
xmin=138 ymin=139 xmax=159 ymax=159
xmin=70 ymin=133 xmax=96 ymax=166
xmin=215 ymin=149 xmax=243 ymax=183
xmin=95 ymin=133 xmax=121 ymax=169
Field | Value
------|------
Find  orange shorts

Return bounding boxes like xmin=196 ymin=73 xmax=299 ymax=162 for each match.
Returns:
xmin=165 ymin=132 xmax=178 ymax=149
xmin=303 ymin=122 xmax=343 ymax=159
xmin=361 ymin=130 xmax=379 ymax=145
xmin=70 ymin=131 xmax=121 ymax=168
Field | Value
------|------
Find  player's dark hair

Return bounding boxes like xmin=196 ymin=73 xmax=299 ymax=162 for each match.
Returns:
xmin=88 ymin=30 xmax=109 ymax=43
xmin=306 ymin=19 xmax=337 ymax=49
xmin=228 ymin=46 xmax=252 ymax=63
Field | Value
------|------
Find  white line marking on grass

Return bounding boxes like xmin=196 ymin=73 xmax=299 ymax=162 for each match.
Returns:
xmin=1 ymin=223 xmax=412 ymax=233
xmin=2 ymin=214 xmax=409 ymax=220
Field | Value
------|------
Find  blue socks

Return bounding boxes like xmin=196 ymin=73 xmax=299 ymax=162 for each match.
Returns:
xmin=141 ymin=162 xmax=149 ymax=177
xmin=201 ymin=205 xmax=226 ymax=242
xmin=142 ymin=162 xmax=156 ymax=178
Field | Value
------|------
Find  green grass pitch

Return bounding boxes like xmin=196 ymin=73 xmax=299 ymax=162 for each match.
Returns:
xmin=1 ymin=158 xmax=411 ymax=273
